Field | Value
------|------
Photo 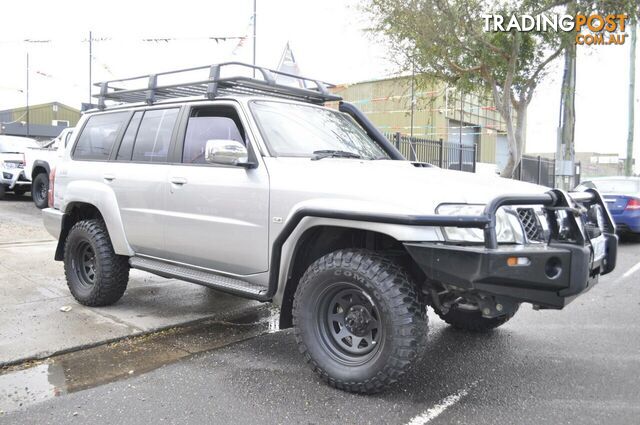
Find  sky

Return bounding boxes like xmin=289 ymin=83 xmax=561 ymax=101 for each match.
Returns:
xmin=0 ymin=0 xmax=636 ymax=169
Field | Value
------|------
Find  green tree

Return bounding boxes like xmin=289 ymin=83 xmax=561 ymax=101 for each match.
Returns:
xmin=364 ymin=0 xmax=634 ymax=177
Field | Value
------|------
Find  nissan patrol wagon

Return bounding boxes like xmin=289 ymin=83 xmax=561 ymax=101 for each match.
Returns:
xmin=43 ymin=62 xmax=617 ymax=393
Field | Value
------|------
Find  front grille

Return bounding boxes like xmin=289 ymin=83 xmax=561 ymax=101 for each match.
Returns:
xmin=517 ymin=208 xmax=543 ymax=241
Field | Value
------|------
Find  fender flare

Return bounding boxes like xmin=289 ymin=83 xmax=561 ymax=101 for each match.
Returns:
xmin=61 ymin=180 xmax=134 ymax=256
xmin=265 ymin=208 xmax=460 ymax=305
xmin=31 ymin=160 xmax=50 ymax=179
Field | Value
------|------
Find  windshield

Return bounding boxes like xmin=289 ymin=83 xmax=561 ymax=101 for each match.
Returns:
xmin=250 ymin=101 xmax=390 ymax=159
xmin=591 ymin=179 xmax=640 ymax=193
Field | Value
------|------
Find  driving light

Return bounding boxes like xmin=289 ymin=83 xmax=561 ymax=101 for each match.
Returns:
xmin=587 ymin=204 xmax=605 ymax=232
xmin=436 ymin=204 xmax=524 ymax=244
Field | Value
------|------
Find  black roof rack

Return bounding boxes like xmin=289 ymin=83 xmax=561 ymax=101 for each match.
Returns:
xmin=93 ymin=61 xmax=342 ymax=110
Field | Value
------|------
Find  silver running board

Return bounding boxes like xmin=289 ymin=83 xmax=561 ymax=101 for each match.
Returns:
xmin=129 ymin=256 xmax=267 ymax=299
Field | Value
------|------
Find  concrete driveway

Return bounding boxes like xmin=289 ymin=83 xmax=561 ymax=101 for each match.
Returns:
xmin=0 ymin=195 xmax=259 ymax=366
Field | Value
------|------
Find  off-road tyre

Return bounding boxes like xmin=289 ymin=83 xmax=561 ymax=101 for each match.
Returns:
xmin=434 ymin=304 xmax=519 ymax=332
xmin=64 ymin=219 xmax=129 ymax=306
xmin=293 ymin=249 xmax=428 ymax=394
xmin=32 ymin=172 xmax=49 ymax=209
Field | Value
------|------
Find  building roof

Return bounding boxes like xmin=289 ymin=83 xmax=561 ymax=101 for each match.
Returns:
xmin=0 ymin=101 xmax=80 ymax=114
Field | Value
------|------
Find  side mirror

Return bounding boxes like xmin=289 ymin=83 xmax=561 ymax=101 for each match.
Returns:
xmin=205 ymin=139 xmax=253 ymax=167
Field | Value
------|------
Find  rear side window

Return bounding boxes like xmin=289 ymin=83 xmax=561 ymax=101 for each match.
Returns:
xmin=116 ymin=111 xmax=143 ymax=161
xmin=131 ymin=109 xmax=179 ymax=163
xmin=73 ymin=112 xmax=129 ymax=160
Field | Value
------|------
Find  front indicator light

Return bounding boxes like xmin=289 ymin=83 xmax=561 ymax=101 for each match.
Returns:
xmin=507 ymin=256 xmax=531 ymax=267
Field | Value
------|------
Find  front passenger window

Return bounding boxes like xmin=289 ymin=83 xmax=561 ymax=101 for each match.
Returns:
xmin=183 ymin=107 xmax=245 ymax=164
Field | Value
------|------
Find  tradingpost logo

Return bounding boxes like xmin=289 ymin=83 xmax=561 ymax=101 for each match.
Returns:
xmin=482 ymin=13 xmax=629 ymax=45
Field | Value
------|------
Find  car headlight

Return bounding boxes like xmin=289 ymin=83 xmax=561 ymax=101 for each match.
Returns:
xmin=0 ymin=160 xmax=19 ymax=169
xmin=436 ymin=203 xmax=524 ymax=244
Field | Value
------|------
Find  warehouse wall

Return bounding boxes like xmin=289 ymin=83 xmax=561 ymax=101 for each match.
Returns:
xmin=331 ymin=76 xmax=509 ymax=165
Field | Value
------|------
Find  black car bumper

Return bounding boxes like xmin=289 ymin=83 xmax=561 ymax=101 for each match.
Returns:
xmin=404 ymin=233 xmax=618 ymax=309
xmin=400 ymin=188 xmax=617 ymax=309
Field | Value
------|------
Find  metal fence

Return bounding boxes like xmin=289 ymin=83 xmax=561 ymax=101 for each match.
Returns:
xmin=385 ymin=132 xmax=477 ymax=172
xmin=384 ymin=133 xmax=581 ymax=188
xmin=514 ymin=155 xmax=556 ymax=187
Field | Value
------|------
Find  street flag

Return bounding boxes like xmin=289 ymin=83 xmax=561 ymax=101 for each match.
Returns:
xmin=275 ymin=42 xmax=305 ymax=87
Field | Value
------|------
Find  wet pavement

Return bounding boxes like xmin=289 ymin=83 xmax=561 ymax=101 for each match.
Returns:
xmin=0 ymin=198 xmax=260 ymax=366
xmin=0 ymin=306 xmax=279 ymax=414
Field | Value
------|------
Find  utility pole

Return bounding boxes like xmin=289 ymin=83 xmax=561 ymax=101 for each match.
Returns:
xmin=626 ymin=19 xmax=636 ymax=177
xmin=26 ymin=53 xmax=30 ymax=137
xmin=556 ymin=39 xmax=577 ymax=190
xmin=89 ymin=31 xmax=93 ymax=105
xmin=252 ymin=0 xmax=257 ymax=77
xmin=410 ymin=60 xmax=415 ymax=139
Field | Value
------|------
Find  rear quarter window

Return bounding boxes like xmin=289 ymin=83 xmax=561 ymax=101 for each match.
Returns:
xmin=73 ymin=112 xmax=129 ymax=161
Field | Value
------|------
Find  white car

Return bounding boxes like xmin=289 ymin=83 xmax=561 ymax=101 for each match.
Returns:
xmin=24 ymin=127 xmax=74 ymax=208
xmin=0 ymin=135 xmax=39 ymax=199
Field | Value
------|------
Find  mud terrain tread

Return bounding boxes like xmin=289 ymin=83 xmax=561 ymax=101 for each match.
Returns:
xmin=64 ymin=219 xmax=129 ymax=306
xmin=293 ymin=249 xmax=427 ymax=394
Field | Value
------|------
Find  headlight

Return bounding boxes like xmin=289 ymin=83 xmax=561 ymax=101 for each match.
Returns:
xmin=436 ymin=203 xmax=524 ymax=244
xmin=0 ymin=161 xmax=19 ymax=169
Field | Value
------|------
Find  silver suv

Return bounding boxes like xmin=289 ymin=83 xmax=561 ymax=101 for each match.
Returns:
xmin=43 ymin=62 xmax=618 ymax=393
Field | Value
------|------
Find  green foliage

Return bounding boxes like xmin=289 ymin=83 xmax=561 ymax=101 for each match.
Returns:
xmin=365 ymin=0 xmax=576 ymax=104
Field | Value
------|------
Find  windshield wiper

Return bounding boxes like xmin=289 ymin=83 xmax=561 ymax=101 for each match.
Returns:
xmin=311 ymin=150 xmax=363 ymax=161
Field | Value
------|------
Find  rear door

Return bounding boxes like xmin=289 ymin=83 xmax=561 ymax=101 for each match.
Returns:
xmin=108 ymin=107 xmax=181 ymax=257
xmin=161 ymin=102 xmax=270 ymax=275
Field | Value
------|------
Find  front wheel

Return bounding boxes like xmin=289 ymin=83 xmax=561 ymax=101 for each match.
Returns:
xmin=293 ymin=249 xmax=427 ymax=394
xmin=0 ymin=185 xmax=5 ymax=200
xmin=32 ymin=173 xmax=49 ymax=209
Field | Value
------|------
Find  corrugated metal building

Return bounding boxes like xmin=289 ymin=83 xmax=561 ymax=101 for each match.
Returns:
xmin=330 ymin=76 xmax=510 ymax=168
xmin=0 ymin=102 xmax=80 ymax=140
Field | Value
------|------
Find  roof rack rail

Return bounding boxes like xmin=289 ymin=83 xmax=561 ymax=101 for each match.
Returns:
xmin=93 ymin=61 xmax=342 ymax=110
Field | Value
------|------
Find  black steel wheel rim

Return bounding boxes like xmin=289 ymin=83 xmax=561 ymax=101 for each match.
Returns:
xmin=35 ymin=179 xmax=46 ymax=202
xmin=315 ymin=282 xmax=383 ymax=365
xmin=74 ymin=241 xmax=97 ymax=287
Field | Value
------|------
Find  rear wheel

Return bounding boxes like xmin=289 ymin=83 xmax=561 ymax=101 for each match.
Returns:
xmin=293 ymin=249 xmax=427 ymax=394
xmin=64 ymin=219 xmax=130 ymax=306
xmin=434 ymin=299 xmax=519 ymax=332
xmin=32 ymin=173 xmax=49 ymax=209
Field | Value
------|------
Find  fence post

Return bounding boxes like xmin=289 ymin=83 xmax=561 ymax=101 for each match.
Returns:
xmin=473 ymin=144 xmax=477 ymax=173
xmin=438 ymin=139 xmax=444 ymax=168
xmin=394 ymin=132 xmax=401 ymax=150
xmin=518 ymin=160 xmax=523 ymax=181
xmin=537 ymin=155 xmax=542 ymax=185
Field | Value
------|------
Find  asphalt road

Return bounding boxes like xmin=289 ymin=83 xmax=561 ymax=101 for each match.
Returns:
xmin=1 ymin=196 xmax=640 ymax=424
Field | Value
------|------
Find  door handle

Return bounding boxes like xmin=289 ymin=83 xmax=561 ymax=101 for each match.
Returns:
xmin=103 ymin=174 xmax=116 ymax=182
xmin=170 ymin=177 xmax=187 ymax=185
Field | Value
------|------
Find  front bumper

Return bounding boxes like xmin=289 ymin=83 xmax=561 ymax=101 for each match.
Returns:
xmin=1 ymin=168 xmax=30 ymax=190
xmin=405 ymin=234 xmax=617 ymax=308
xmin=404 ymin=189 xmax=618 ymax=309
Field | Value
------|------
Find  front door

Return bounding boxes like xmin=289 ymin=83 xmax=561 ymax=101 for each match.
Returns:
xmin=162 ymin=103 xmax=270 ymax=275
